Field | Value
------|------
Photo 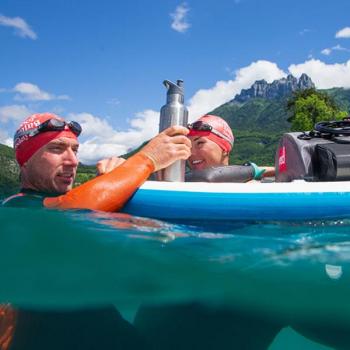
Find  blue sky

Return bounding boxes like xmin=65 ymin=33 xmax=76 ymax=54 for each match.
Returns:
xmin=1 ymin=0 xmax=350 ymax=163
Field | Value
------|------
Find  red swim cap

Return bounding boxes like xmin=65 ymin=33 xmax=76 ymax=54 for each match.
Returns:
xmin=188 ymin=115 xmax=234 ymax=152
xmin=14 ymin=113 xmax=78 ymax=166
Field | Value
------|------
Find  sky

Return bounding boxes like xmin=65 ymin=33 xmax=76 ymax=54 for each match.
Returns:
xmin=1 ymin=0 xmax=350 ymax=163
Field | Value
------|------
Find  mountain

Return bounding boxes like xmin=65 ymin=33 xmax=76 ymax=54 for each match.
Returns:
xmin=233 ymin=73 xmax=315 ymax=103
xmin=210 ymin=75 xmax=350 ymax=165
xmin=213 ymin=74 xmax=317 ymax=134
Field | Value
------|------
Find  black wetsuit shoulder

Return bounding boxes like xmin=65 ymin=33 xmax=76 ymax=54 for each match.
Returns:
xmin=2 ymin=189 xmax=59 ymax=208
xmin=186 ymin=165 xmax=254 ymax=183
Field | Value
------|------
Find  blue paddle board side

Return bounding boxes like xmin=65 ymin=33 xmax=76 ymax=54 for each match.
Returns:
xmin=122 ymin=181 xmax=350 ymax=221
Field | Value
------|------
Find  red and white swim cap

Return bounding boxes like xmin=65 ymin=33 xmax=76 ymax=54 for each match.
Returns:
xmin=14 ymin=113 xmax=78 ymax=166
xmin=188 ymin=115 xmax=234 ymax=152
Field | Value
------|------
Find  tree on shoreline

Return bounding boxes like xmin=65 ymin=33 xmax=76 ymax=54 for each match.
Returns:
xmin=287 ymin=88 xmax=347 ymax=131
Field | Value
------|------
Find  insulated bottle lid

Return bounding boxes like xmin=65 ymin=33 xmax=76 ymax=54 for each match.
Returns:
xmin=163 ymin=79 xmax=184 ymax=96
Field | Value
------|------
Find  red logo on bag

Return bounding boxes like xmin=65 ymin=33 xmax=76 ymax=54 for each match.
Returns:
xmin=278 ymin=146 xmax=287 ymax=172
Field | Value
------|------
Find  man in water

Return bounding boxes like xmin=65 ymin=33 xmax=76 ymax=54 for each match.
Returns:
xmin=1 ymin=112 xmax=191 ymax=350
xmin=3 ymin=112 xmax=191 ymax=209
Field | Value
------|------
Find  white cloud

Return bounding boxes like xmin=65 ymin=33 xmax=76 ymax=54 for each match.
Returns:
xmin=0 ymin=129 xmax=12 ymax=147
xmin=106 ymin=98 xmax=120 ymax=106
xmin=333 ymin=44 xmax=349 ymax=51
xmin=187 ymin=60 xmax=286 ymax=120
xmin=321 ymin=44 xmax=349 ymax=56
xmin=321 ymin=48 xmax=331 ymax=56
xmin=69 ymin=110 xmax=159 ymax=164
xmin=77 ymin=141 xmax=128 ymax=165
xmin=170 ymin=3 xmax=190 ymax=33
xmin=299 ymin=28 xmax=311 ymax=36
xmin=336 ymin=27 xmax=350 ymax=39
xmin=13 ymin=82 xmax=70 ymax=101
xmin=0 ymin=105 xmax=31 ymax=123
xmin=70 ymin=113 xmax=116 ymax=138
xmin=0 ymin=14 xmax=37 ymax=40
xmin=289 ymin=59 xmax=350 ymax=88
xmin=129 ymin=109 xmax=159 ymax=137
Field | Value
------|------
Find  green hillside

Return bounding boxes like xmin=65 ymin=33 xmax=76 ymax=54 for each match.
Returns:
xmin=211 ymin=88 xmax=350 ymax=165
xmin=210 ymin=97 xmax=291 ymax=165
xmin=0 ymin=144 xmax=20 ymax=197
xmin=75 ymin=163 xmax=96 ymax=186
xmin=212 ymin=98 xmax=290 ymax=132
xmin=325 ymin=87 xmax=350 ymax=111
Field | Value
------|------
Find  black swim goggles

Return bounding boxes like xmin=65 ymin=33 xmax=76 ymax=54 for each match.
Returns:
xmin=15 ymin=119 xmax=82 ymax=139
xmin=187 ymin=121 xmax=232 ymax=144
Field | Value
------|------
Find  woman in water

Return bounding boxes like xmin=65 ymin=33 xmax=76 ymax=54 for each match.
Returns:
xmin=187 ymin=114 xmax=275 ymax=180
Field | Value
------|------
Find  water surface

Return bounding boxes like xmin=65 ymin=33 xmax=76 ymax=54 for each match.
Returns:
xmin=1 ymin=207 xmax=349 ymax=349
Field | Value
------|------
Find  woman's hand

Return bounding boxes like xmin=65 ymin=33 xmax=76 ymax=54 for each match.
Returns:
xmin=96 ymin=157 xmax=126 ymax=175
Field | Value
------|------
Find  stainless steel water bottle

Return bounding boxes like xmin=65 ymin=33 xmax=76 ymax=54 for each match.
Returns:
xmin=158 ymin=79 xmax=189 ymax=182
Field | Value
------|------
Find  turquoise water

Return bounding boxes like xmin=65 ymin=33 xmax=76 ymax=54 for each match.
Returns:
xmin=1 ymin=207 xmax=350 ymax=348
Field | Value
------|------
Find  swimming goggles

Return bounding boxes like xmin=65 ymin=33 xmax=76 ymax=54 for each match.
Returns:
xmin=187 ymin=121 xmax=233 ymax=145
xmin=15 ymin=119 xmax=82 ymax=139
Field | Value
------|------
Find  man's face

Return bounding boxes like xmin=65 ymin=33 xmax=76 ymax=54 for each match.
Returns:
xmin=22 ymin=137 xmax=79 ymax=194
xmin=188 ymin=135 xmax=226 ymax=170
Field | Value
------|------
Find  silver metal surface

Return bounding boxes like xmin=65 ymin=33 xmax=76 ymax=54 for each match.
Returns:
xmin=158 ymin=79 xmax=188 ymax=182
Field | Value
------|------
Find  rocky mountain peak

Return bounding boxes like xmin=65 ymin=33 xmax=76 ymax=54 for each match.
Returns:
xmin=233 ymin=74 xmax=315 ymax=103
xmin=298 ymin=73 xmax=314 ymax=88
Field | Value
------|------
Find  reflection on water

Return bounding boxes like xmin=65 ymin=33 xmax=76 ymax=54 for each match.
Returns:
xmin=1 ymin=207 xmax=350 ymax=349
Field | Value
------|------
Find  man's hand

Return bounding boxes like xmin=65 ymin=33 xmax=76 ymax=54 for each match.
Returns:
xmin=96 ymin=157 xmax=126 ymax=175
xmin=140 ymin=125 xmax=191 ymax=171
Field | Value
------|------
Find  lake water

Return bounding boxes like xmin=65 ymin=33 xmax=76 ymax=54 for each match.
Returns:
xmin=1 ymin=206 xmax=349 ymax=349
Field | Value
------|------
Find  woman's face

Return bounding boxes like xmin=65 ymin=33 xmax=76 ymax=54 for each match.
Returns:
xmin=188 ymin=136 xmax=228 ymax=170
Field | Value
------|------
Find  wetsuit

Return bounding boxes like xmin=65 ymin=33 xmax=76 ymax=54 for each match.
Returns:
xmin=2 ymin=189 xmax=60 ymax=207
xmin=0 ymin=152 xmax=154 ymax=350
